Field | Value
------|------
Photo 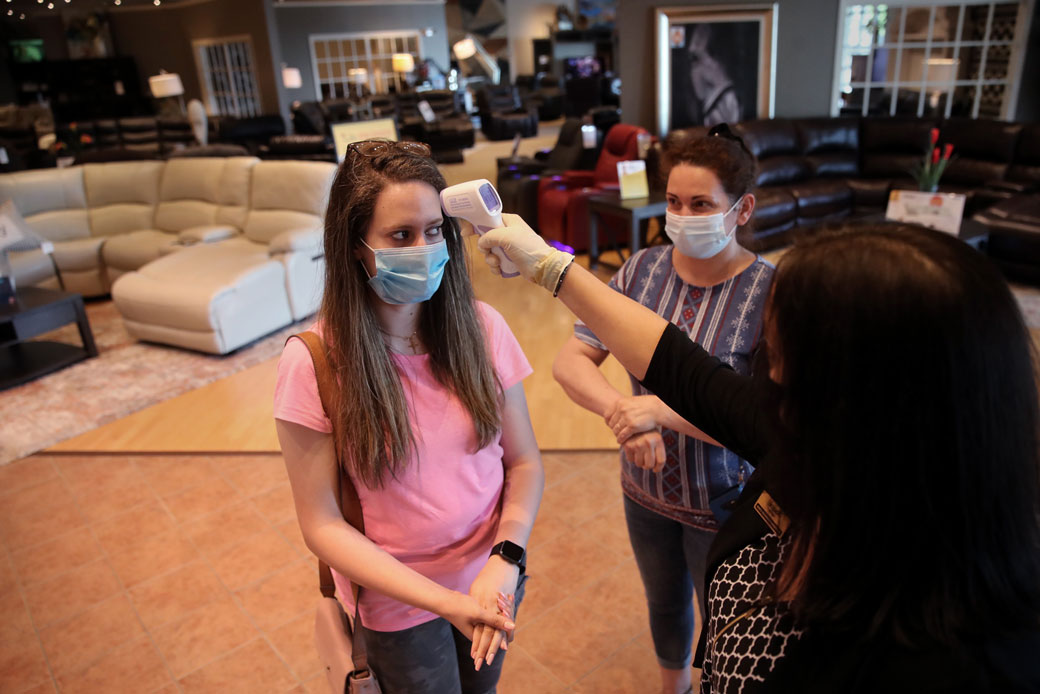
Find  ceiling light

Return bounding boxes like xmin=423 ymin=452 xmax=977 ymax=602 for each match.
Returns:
xmin=114 ymin=0 xmax=120 ymax=4
xmin=154 ymin=0 xmax=160 ymax=4
xmin=47 ymin=2 xmax=54 ymax=7
xmin=19 ymin=11 xmax=24 ymax=17
xmin=6 ymin=9 xmax=11 ymax=14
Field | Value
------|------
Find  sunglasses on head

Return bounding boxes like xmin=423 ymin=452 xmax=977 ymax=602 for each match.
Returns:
xmin=345 ymin=139 xmax=432 ymax=159
xmin=707 ymin=123 xmax=754 ymax=159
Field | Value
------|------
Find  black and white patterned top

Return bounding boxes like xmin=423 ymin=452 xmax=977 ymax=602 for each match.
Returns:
xmin=701 ymin=531 xmax=805 ymax=693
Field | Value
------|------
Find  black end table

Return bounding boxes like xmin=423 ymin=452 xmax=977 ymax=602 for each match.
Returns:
xmin=587 ymin=191 xmax=669 ymax=269
xmin=0 ymin=287 xmax=98 ymax=390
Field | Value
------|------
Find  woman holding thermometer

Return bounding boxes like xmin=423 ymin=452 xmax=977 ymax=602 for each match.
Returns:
xmin=274 ymin=140 xmax=543 ymax=694
xmin=553 ymin=125 xmax=773 ymax=694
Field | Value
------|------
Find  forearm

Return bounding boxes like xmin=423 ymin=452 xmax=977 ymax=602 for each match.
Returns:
xmin=556 ymin=263 xmax=668 ymax=382
xmin=306 ymin=520 xmax=456 ymax=615
xmin=656 ymin=399 xmax=723 ymax=446
xmin=495 ymin=454 xmax=544 ymax=547
xmin=554 ymin=351 xmax=624 ymax=418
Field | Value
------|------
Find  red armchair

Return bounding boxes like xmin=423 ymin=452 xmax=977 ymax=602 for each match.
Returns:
xmin=537 ymin=123 xmax=649 ymax=252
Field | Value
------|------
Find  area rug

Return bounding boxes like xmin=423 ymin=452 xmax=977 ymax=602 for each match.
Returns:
xmin=1 ymin=299 xmax=310 ymax=465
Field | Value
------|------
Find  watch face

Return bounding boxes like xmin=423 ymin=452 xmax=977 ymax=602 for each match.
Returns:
xmin=499 ymin=541 xmax=525 ymax=564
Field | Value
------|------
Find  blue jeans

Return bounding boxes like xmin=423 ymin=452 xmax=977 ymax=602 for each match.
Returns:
xmin=624 ymin=494 xmax=716 ymax=670
xmin=360 ymin=574 xmax=527 ymax=694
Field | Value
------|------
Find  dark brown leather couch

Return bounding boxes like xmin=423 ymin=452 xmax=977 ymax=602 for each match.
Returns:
xmin=649 ymin=116 xmax=1036 ymax=253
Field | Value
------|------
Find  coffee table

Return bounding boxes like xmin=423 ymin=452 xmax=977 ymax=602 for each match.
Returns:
xmin=587 ymin=191 xmax=669 ymax=269
xmin=0 ymin=287 xmax=98 ymax=390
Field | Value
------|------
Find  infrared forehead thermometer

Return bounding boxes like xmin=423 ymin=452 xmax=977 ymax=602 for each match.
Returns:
xmin=440 ymin=179 xmax=520 ymax=278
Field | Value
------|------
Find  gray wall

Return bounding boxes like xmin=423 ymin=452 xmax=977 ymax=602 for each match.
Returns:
xmin=617 ymin=0 xmax=839 ymax=133
xmin=108 ymin=0 xmax=280 ymax=116
xmin=271 ymin=2 xmax=450 ymax=108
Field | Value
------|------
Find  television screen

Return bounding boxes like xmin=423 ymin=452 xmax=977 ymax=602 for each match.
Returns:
xmin=565 ymin=56 xmax=602 ymax=80
xmin=330 ymin=118 xmax=399 ymax=163
xmin=10 ymin=39 xmax=44 ymax=63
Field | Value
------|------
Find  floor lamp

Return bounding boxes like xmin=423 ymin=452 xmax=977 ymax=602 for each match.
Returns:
xmin=148 ymin=71 xmax=185 ymax=117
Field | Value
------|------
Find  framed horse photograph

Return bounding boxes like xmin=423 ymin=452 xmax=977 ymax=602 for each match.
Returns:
xmin=655 ymin=4 xmax=778 ymax=135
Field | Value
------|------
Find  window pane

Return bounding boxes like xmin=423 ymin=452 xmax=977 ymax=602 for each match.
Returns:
xmin=356 ymin=40 xmax=366 ymax=58
xmin=894 ymin=87 xmax=922 ymax=115
xmin=902 ymin=7 xmax=933 ymax=43
xmin=315 ymin=42 xmax=326 ymax=59
xmin=984 ymin=44 xmax=1011 ymax=79
xmin=900 ymin=48 xmax=929 ymax=83
xmin=342 ymin=40 xmax=353 ymax=58
xmin=959 ymin=5 xmax=990 ymax=41
xmin=950 ymin=85 xmax=977 ymax=117
xmin=382 ymin=38 xmax=393 ymax=54
xmin=331 ymin=62 xmax=343 ymax=79
xmin=978 ymin=83 xmax=1006 ymax=118
xmin=318 ymin=62 xmax=329 ymax=80
xmin=328 ymin=41 xmax=340 ymax=58
xmin=370 ymin=38 xmax=379 ymax=55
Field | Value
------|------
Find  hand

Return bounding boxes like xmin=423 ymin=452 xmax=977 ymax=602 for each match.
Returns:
xmin=622 ymin=430 xmax=668 ymax=473
xmin=467 ymin=555 xmax=521 ymax=670
xmin=478 ymin=213 xmax=573 ymax=290
xmin=438 ymin=589 xmax=515 ymax=646
xmin=606 ymin=395 xmax=664 ymax=443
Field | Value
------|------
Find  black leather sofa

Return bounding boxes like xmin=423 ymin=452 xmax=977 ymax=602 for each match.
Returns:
xmin=649 ymin=116 xmax=1038 ymax=254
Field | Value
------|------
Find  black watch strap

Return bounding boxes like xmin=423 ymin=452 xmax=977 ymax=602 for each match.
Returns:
xmin=490 ymin=540 xmax=526 ymax=574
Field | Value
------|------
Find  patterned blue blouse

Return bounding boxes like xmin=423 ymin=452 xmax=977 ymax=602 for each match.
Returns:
xmin=575 ymin=245 xmax=775 ymax=530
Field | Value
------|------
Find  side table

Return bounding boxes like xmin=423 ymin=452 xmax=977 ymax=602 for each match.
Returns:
xmin=0 ymin=287 xmax=98 ymax=390
xmin=587 ymin=191 xmax=669 ymax=269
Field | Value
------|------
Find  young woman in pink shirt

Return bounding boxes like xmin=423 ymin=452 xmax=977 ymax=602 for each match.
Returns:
xmin=274 ymin=140 xmax=544 ymax=694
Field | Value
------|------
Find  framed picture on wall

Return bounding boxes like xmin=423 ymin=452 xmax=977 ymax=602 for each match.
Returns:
xmin=655 ymin=4 xmax=778 ymax=136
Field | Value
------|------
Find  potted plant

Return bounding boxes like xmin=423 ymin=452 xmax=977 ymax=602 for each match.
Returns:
xmin=911 ymin=127 xmax=955 ymax=192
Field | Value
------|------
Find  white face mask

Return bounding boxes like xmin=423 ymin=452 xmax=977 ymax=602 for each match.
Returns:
xmin=664 ymin=197 xmax=742 ymax=259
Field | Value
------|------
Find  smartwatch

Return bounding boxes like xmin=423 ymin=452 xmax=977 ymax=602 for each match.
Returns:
xmin=490 ymin=540 xmax=526 ymax=575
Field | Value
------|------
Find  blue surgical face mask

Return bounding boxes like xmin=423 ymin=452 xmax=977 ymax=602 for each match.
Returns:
xmin=664 ymin=197 xmax=742 ymax=259
xmin=361 ymin=239 xmax=450 ymax=305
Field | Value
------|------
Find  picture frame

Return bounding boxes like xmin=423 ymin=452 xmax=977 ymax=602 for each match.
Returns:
xmin=655 ymin=4 xmax=778 ymax=136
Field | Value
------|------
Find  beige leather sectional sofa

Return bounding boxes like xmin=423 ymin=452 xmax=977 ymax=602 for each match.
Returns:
xmin=0 ymin=157 xmax=336 ymax=354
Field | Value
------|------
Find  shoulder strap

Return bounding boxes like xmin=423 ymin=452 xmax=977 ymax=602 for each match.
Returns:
xmin=290 ymin=332 xmax=365 ymax=610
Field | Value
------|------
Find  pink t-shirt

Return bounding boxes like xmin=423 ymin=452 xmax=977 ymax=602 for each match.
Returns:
xmin=273 ymin=301 xmax=532 ymax=632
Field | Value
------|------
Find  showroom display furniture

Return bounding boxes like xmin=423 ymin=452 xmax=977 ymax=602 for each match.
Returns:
xmin=217 ymin=115 xmax=287 ymax=156
xmin=537 ymin=123 xmax=648 ymax=252
xmin=396 ymin=90 xmax=476 ymax=163
xmin=111 ymin=159 xmax=336 ymax=354
xmin=517 ymin=73 xmax=565 ymax=121
xmin=477 ymin=85 xmax=539 ymax=141
xmin=637 ymin=116 xmax=1037 ymax=252
xmin=496 ymin=118 xmax=597 ymax=227
xmin=586 ymin=190 xmax=668 ymax=268
xmin=1 ymin=287 xmax=98 ymax=390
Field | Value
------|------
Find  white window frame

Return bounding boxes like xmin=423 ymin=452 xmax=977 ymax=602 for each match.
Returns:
xmin=193 ymin=35 xmax=263 ymax=118
xmin=830 ymin=0 xmax=1034 ymax=119
xmin=309 ymin=31 xmax=423 ymax=100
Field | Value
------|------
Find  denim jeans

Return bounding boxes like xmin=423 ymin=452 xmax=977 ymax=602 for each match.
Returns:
xmin=360 ymin=574 xmax=527 ymax=694
xmin=624 ymin=494 xmax=716 ymax=670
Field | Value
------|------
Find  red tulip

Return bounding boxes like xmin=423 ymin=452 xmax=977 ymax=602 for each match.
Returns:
xmin=943 ymin=143 xmax=954 ymax=160
xmin=932 ymin=147 xmax=940 ymax=165
xmin=930 ymin=128 xmax=939 ymax=145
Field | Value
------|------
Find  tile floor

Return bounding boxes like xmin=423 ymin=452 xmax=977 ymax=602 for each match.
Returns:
xmin=0 ymin=450 xmax=702 ymax=693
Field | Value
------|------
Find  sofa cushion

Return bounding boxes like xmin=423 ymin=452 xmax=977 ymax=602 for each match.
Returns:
xmin=790 ymin=180 xmax=854 ymax=219
xmin=154 ymin=156 xmax=258 ymax=232
xmin=939 ymin=118 xmax=1021 ymax=185
xmin=735 ymin=119 xmax=800 ymax=159
xmin=0 ymin=167 xmax=89 ymax=242
xmin=102 ymin=229 xmax=177 ymax=274
xmin=1009 ymin=124 xmax=1040 ymax=186
xmin=243 ymin=161 xmax=335 ymax=245
xmin=83 ymin=161 xmax=164 ymax=236
xmin=798 ymin=117 xmax=859 ymax=154
xmin=751 ymin=187 xmax=797 ymax=229
xmin=860 ymin=117 xmax=936 ymax=179
xmin=756 ymin=156 xmax=812 ymax=187
xmin=52 ymin=236 xmax=106 ymax=273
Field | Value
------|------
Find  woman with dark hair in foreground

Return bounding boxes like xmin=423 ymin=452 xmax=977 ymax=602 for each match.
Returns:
xmin=478 ymin=218 xmax=1040 ymax=692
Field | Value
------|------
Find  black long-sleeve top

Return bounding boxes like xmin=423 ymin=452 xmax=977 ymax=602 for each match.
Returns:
xmin=639 ymin=323 xmax=1040 ymax=693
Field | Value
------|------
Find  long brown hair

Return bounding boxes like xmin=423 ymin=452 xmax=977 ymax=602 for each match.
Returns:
xmin=320 ymin=146 xmax=502 ymax=488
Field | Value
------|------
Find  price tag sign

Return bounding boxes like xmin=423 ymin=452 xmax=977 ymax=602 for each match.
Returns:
xmin=885 ymin=190 xmax=966 ymax=236
xmin=617 ymin=160 xmax=649 ymax=200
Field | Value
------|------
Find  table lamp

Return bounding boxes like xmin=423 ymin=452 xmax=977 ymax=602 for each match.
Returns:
xmin=148 ymin=70 xmax=185 ymax=116
xmin=282 ymin=65 xmax=303 ymax=90
xmin=392 ymin=53 xmax=415 ymax=92
xmin=348 ymin=67 xmax=368 ymax=98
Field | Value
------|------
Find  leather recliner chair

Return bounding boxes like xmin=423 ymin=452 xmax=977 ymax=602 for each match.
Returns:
xmin=477 ymin=85 xmax=539 ymax=141
xmin=537 ymin=123 xmax=648 ymax=252
xmin=496 ymin=118 xmax=597 ymax=227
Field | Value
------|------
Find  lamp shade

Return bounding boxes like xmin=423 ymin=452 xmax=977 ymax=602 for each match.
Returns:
xmin=392 ymin=53 xmax=415 ymax=73
xmin=926 ymin=58 xmax=959 ymax=83
xmin=282 ymin=66 xmax=302 ymax=89
xmin=148 ymin=72 xmax=184 ymax=98
xmin=348 ymin=67 xmax=368 ymax=84
xmin=452 ymin=38 xmax=476 ymax=61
